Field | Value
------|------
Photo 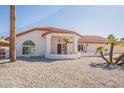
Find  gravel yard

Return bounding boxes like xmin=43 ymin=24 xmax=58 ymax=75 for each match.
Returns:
xmin=0 ymin=57 xmax=124 ymax=88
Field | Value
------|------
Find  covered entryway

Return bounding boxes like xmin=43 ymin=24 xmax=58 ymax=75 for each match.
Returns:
xmin=44 ymin=33 xmax=81 ymax=59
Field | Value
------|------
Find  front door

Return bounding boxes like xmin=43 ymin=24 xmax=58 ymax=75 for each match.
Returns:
xmin=57 ymin=44 xmax=61 ymax=54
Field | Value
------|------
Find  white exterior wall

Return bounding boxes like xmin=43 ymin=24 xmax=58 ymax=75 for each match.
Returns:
xmin=73 ymin=34 xmax=79 ymax=53
xmin=51 ymin=36 xmax=57 ymax=54
xmin=16 ymin=31 xmax=46 ymax=57
xmin=79 ymin=43 xmax=124 ymax=54
xmin=67 ymin=43 xmax=73 ymax=54
xmin=45 ymin=53 xmax=81 ymax=59
xmin=111 ymin=45 xmax=124 ymax=54
xmin=86 ymin=44 xmax=107 ymax=53
xmin=46 ymin=34 xmax=51 ymax=54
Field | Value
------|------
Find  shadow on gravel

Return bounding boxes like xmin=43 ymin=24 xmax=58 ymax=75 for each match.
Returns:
xmin=17 ymin=57 xmax=72 ymax=63
xmin=0 ymin=59 xmax=13 ymax=68
xmin=90 ymin=63 xmax=124 ymax=70
xmin=0 ymin=61 xmax=13 ymax=64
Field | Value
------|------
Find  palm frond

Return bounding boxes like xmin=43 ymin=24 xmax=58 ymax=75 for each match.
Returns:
xmin=96 ymin=46 xmax=107 ymax=54
xmin=107 ymin=34 xmax=118 ymax=43
xmin=63 ymin=37 xmax=72 ymax=43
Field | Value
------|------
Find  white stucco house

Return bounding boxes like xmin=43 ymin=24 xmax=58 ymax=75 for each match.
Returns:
xmin=6 ymin=27 xmax=82 ymax=59
xmin=5 ymin=27 xmax=124 ymax=59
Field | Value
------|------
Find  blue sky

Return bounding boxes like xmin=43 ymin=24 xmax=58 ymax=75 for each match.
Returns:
xmin=0 ymin=5 xmax=124 ymax=38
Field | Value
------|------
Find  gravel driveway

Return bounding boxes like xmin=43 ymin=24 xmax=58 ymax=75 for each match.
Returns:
xmin=0 ymin=57 xmax=124 ymax=88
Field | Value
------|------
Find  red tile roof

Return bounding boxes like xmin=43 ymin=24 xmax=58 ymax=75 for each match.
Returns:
xmin=5 ymin=27 xmax=82 ymax=40
xmin=42 ymin=27 xmax=82 ymax=37
xmin=78 ymin=35 xmax=108 ymax=44
xmin=5 ymin=27 xmax=108 ymax=44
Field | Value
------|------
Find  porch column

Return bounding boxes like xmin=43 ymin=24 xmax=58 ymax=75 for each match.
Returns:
xmin=46 ymin=34 xmax=51 ymax=54
xmin=73 ymin=34 xmax=78 ymax=53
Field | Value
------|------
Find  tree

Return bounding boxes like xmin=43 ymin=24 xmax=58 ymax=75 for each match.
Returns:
xmin=96 ymin=34 xmax=124 ymax=66
xmin=107 ymin=34 xmax=118 ymax=63
xmin=10 ymin=5 xmax=16 ymax=62
xmin=96 ymin=46 xmax=110 ymax=64
xmin=0 ymin=36 xmax=4 ymax=40
xmin=63 ymin=37 xmax=71 ymax=54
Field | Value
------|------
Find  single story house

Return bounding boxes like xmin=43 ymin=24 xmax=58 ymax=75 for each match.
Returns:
xmin=78 ymin=35 xmax=108 ymax=52
xmin=6 ymin=27 xmax=82 ymax=59
xmin=5 ymin=27 xmax=124 ymax=59
xmin=78 ymin=36 xmax=108 ymax=56
xmin=78 ymin=35 xmax=124 ymax=56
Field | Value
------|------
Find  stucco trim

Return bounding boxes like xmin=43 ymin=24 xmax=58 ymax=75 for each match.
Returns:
xmin=5 ymin=27 xmax=82 ymax=40
xmin=42 ymin=30 xmax=82 ymax=37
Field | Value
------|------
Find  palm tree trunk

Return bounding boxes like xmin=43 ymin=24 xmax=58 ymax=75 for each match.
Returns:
xmin=109 ymin=43 xmax=114 ymax=63
xmin=115 ymin=53 xmax=124 ymax=64
xmin=100 ymin=52 xmax=110 ymax=64
xmin=10 ymin=5 xmax=16 ymax=62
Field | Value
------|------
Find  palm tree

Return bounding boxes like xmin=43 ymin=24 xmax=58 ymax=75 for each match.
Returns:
xmin=96 ymin=35 xmax=124 ymax=66
xmin=96 ymin=46 xmax=110 ymax=64
xmin=107 ymin=34 xmax=118 ymax=63
xmin=63 ymin=37 xmax=71 ymax=54
xmin=10 ymin=5 xmax=16 ymax=62
xmin=115 ymin=42 xmax=124 ymax=65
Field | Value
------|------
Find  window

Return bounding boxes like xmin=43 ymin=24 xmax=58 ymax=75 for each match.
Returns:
xmin=22 ymin=40 xmax=36 ymax=54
